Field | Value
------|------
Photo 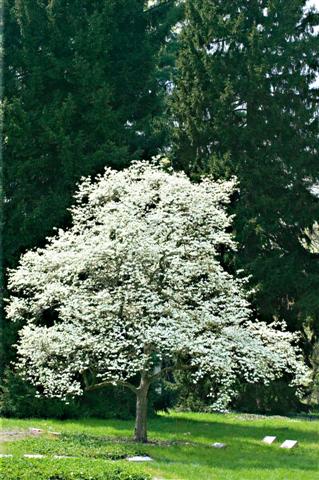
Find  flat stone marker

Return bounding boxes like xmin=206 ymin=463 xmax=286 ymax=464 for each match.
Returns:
xmin=48 ymin=431 xmax=61 ymax=436
xmin=127 ymin=455 xmax=153 ymax=462
xmin=280 ymin=440 xmax=298 ymax=449
xmin=211 ymin=442 xmax=227 ymax=448
xmin=0 ymin=454 xmax=13 ymax=458
xmin=263 ymin=436 xmax=277 ymax=444
xmin=24 ymin=454 xmax=46 ymax=458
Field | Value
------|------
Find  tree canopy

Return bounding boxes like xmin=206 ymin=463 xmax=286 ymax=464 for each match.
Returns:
xmin=7 ymin=162 xmax=306 ymax=441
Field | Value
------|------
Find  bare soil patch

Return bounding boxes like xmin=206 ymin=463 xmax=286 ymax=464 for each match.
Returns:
xmin=0 ymin=429 xmax=42 ymax=443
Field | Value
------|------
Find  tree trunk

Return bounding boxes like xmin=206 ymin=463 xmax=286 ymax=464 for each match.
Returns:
xmin=134 ymin=374 xmax=150 ymax=443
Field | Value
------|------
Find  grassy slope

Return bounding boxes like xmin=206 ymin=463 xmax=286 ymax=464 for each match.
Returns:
xmin=1 ymin=411 xmax=319 ymax=480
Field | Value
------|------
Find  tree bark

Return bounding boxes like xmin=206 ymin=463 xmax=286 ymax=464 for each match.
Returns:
xmin=134 ymin=374 xmax=150 ymax=443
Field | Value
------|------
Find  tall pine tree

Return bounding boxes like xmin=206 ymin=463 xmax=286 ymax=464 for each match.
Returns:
xmin=172 ymin=0 xmax=319 ymax=337
xmin=2 ymin=0 xmax=179 ymax=416
xmin=3 ymin=0 xmax=169 ymax=267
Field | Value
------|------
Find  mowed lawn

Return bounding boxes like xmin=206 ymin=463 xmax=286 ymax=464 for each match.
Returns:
xmin=1 ymin=411 xmax=319 ymax=480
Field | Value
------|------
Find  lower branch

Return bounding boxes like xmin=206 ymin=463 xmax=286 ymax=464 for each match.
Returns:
xmin=85 ymin=379 xmax=137 ymax=394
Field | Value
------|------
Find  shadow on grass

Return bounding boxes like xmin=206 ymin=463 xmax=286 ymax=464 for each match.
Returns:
xmin=73 ymin=414 xmax=318 ymax=473
xmin=148 ymin=413 xmax=319 ymax=442
xmin=84 ymin=413 xmax=318 ymax=443
xmin=8 ymin=414 xmax=318 ymax=474
xmin=143 ymin=414 xmax=319 ymax=473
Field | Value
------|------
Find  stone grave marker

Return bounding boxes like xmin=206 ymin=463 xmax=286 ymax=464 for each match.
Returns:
xmin=127 ymin=455 xmax=153 ymax=462
xmin=263 ymin=436 xmax=277 ymax=444
xmin=211 ymin=442 xmax=227 ymax=448
xmin=24 ymin=454 xmax=46 ymax=458
xmin=280 ymin=440 xmax=298 ymax=449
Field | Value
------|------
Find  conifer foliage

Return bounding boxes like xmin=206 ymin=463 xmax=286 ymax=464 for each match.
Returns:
xmin=172 ymin=0 xmax=319 ymax=333
xmin=3 ymin=0 xmax=163 ymax=266
xmin=2 ymin=0 xmax=180 ymax=419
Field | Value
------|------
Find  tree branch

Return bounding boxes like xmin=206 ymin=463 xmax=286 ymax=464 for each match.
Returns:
xmin=85 ymin=380 xmax=137 ymax=394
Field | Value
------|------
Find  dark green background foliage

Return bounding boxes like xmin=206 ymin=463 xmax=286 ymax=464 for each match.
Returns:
xmin=0 ymin=369 xmax=136 ymax=419
xmin=174 ymin=363 xmax=309 ymax=415
xmin=233 ymin=381 xmax=308 ymax=415
xmin=2 ymin=0 xmax=178 ymax=419
xmin=3 ymin=0 xmax=164 ymax=266
xmin=176 ymin=370 xmax=306 ymax=415
xmin=172 ymin=0 xmax=319 ymax=340
xmin=2 ymin=0 xmax=319 ymax=418
xmin=0 ymin=369 xmax=171 ymax=419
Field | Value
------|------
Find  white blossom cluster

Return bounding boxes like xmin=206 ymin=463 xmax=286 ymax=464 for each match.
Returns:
xmin=6 ymin=162 xmax=306 ymax=408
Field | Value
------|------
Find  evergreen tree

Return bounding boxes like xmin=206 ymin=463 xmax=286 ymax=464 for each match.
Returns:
xmin=145 ymin=1 xmax=185 ymax=153
xmin=172 ymin=0 xmax=319 ymax=337
xmin=2 ymin=0 xmax=178 ymax=416
xmin=3 ymin=0 xmax=166 ymax=267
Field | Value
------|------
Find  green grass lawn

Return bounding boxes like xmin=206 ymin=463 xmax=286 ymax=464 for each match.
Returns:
xmin=1 ymin=411 xmax=319 ymax=480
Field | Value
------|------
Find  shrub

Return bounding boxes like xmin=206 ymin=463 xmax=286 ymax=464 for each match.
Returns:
xmin=0 ymin=458 xmax=150 ymax=480
xmin=6 ymin=434 xmax=146 ymax=460
xmin=0 ymin=370 xmax=78 ymax=419
xmin=0 ymin=370 xmax=137 ymax=420
xmin=175 ymin=370 xmax=307 ymax=415
xmin=233 ymin=381 xmax=308 ymax=415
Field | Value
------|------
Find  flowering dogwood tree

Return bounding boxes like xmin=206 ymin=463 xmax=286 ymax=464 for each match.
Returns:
xmin=7 ymin=162 xmax=305 ymax=442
